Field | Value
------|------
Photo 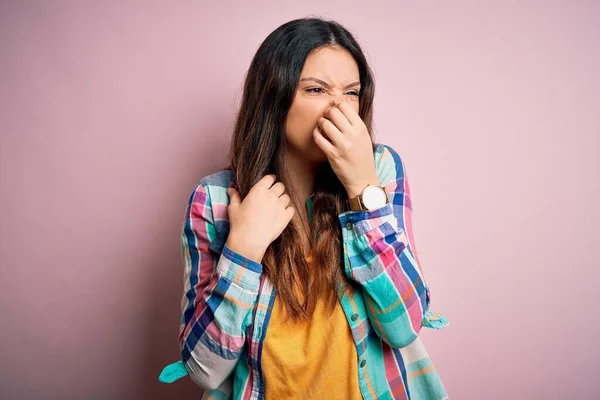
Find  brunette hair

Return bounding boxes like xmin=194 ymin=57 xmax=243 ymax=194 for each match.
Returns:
xmin=226 ymin=17 xmax=376 ymax=322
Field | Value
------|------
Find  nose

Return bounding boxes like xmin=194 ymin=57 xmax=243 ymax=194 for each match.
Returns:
xmin=323 ymin=96 xmax=345 ymax=116
xmin=330 ymin=93 xmax=344 ymax=106
xmin=328 ymin=93 xmax=348 ymax=110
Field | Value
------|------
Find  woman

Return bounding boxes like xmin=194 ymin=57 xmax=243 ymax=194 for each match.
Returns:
xmin=159 ymin=17 xmax=449 ymax=400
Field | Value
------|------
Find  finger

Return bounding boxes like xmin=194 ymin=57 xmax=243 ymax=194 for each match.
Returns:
xmin=313 ymin=126 xmax=336 ymax=155
xmin=335 ymin=101 xmax=362 ymax=126
xmin=279 ymin=193 xmax=291 ymax=207
xmin=317 ymin=117 xmax=344 ymax=146
xmin=227 ymin=187 xmax=241 ymax=207
xmin=322 ymin=102 xmax=339 ymax=116
xmin=270 ymin=181 xmax=286 ymax=197
xmin=285 ymin=206 xmax=295 ymax=221
xmin=256 ymin=174 xmax=277 ymax=189
xmin=323 ymin=105 xmax=353 ymax=133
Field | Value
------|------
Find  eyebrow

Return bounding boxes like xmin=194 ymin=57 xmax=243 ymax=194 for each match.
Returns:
xmin=299 ymin=77 xmax=361 ymax=89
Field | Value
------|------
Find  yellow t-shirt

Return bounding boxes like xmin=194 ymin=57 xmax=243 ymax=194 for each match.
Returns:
xmin=262 ymin=255 xmax=363 ymax=399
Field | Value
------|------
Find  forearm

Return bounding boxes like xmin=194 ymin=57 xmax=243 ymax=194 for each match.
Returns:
xmin=339 ymin=202 xmax=428 ymax=347
xmin=225 ymin=232 xmax=267 ymax=264
xmin=179 ymin=243 xmax=263 ymax=390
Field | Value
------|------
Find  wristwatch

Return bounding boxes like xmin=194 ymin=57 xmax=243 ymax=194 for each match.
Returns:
xmin=348 ymin=184 xmax=390 ymax=211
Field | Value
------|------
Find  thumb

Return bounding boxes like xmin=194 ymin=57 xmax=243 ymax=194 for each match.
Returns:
xmin=227 ymin=187 xmax=241 ymax=207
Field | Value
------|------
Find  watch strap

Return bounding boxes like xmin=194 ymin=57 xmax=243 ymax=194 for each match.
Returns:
xmin=347 ymin=184 xmax=389 ymax=211
xmin=348 ymin=195 xmax=364 ymax=211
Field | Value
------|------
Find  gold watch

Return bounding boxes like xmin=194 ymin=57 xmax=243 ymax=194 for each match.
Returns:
xmin=348 ymin=184 xmax=390 ymax=211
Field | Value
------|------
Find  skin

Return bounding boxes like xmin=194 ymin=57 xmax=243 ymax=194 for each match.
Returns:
xmin=226 ymin=45 xmax=382 ymax=262
xmin=284 ymin=45 xmax=381 ymax=203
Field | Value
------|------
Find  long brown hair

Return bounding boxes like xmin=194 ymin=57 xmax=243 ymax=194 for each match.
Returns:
xmin=226 ymin=17 xmax=376 ymax=323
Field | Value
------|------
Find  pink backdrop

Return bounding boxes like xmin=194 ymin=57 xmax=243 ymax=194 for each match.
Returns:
xmin=1 ymin=1 xmax=599 ymax=399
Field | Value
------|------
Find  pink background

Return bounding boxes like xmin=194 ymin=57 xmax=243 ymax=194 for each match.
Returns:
xmin=1 ymin=1 xmax=599 ymax=399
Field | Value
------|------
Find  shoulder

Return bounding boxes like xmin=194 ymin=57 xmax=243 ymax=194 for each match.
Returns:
xmin=197 ymin=168 xmax=236 ymax=189
xmin=186 ymin=168 xmax=235 ymax=226
xmin=373 ymin=142 xmax=407 ymax=188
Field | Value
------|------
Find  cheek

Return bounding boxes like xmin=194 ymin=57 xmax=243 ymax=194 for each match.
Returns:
xmin=346 ymin=98 xmax=360 ymax=114
xmin=285 ymin=99 xmax=327 ymax=142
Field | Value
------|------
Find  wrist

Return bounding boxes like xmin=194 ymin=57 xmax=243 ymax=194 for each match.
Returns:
xmin=225 ymin=232 xmax=266 ymax=264
xmin=345 ymin=177 xmax=381 ymax=199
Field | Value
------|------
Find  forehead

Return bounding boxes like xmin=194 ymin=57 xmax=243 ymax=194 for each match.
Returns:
xmin=300 ymin=46 xmax=359 ymax=83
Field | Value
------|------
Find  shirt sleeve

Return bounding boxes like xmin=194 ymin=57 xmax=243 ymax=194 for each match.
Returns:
xmin=338 ymin=144 xmax=446 ymax=348
xmin=178 ymin=182 xmax=262 ymax=391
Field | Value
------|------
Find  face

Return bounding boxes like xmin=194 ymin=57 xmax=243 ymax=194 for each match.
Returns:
xmin=285 ymin=45 xmax=361 ymax=163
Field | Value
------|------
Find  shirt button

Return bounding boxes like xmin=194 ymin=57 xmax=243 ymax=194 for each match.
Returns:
xmin=345 ymin=222 xmax=352 ymax=230
xmin=351 ymin=313 xmax=358 ymax=321
xmin=360 ymin=359 xmax=367 ymax=368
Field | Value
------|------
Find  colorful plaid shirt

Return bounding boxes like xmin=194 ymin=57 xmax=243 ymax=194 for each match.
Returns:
xmin=159 ymin=143 xmax=450 ymax=399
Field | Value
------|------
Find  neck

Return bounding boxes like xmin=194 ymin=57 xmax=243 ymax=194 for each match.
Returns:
xmin=285 ymin=149 xmax=320 ymax=204
xmin=284 ymin=149 xmax=326 ymax=258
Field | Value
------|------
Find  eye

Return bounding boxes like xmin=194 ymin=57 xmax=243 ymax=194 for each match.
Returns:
xmin=347 ymin=90 xmax=360 ymax=97
xmin=306 ymin=87 xmax=325 ymax=94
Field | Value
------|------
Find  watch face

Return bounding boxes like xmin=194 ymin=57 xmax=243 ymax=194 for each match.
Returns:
xmin=362 ymin=185 xmax=387 ymax=210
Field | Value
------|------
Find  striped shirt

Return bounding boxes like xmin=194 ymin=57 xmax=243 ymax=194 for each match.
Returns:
xmin=159 ymin=143 xmax=450 ymax=399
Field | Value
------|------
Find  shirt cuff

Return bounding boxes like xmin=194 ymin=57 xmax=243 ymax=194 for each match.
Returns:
xmin=217 ymin=243 xmax=263 ymax=292
xmin=338 ymin=202 xmax=400 ymax=241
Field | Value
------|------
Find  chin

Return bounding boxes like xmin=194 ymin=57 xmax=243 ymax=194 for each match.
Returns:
xmin=310 ymin=144 xmax=329 ymax=162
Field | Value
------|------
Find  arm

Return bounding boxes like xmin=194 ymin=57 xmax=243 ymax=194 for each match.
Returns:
xmin=338 ymin=144 xmax=431 ymax=348
xmin=178 ymin=183 xmax=262 ymax=390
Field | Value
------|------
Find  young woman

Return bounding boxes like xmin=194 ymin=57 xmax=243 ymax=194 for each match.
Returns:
xmin=159 ymin=17 xmax=449 ymax=400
